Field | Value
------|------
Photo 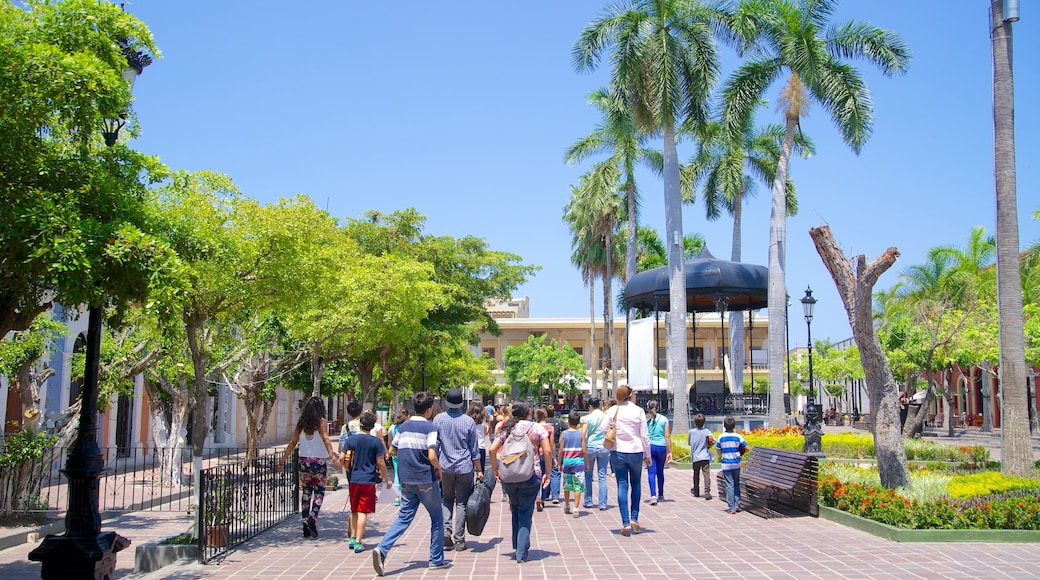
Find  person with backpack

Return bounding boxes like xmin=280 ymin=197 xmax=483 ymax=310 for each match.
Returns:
xmin=488 ymin=402 xmax=553 ymax=564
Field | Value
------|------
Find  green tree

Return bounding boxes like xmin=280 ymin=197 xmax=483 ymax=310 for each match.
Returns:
xmin=504 ymin=335 xmax=586 ymax=401
xmin=574 ymin=0 xmax=726 ymax=433
xmin=564 ymin=165 xmax=623 ymax=398
xmin=724 ymin=0 xmax=910 ymax=431
xmin=0 ymin=0 xmax=181 ymax=336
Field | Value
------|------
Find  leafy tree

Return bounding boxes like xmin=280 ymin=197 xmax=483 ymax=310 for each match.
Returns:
xmin=724 ymin=0 xmax=910 ymax=429
xmin=0 ymin=0 xmax=182 ymax=336
xmin=574 ymin=0 xmax=727 ymax=433
xmin=504 ymin=335 xmax=586 ymax=402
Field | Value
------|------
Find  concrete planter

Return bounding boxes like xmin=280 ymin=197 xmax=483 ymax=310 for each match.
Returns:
xmin=134 ymin=540 xmax=200 ymax=573
xmin=819 ymin=506 xmax=1040 ymax=543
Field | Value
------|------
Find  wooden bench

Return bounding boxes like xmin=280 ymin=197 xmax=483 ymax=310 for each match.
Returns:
xmin=715 ymin=447 xmax=818 ymax=518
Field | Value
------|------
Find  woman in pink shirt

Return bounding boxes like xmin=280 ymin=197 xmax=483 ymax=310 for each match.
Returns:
xmin=604 ymin=385 xmax=651 ymax=537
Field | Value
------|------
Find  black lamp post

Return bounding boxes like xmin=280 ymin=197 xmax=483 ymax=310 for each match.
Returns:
xmin=29 ymin=38 xmax=151 ymax=580
xmin=800 ymin=286 xmax=823 ymax=456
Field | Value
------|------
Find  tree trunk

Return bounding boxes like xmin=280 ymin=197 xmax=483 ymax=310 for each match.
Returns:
xmin=767 ymin=112 xmax=797 ymax=429
xmin=662 ymin=124 xmax=690 ymax=434
xmin=310 ymin=344 xmax=324 ymax=398
xmin=145 ymin=376 xmax=190 ymax=486
xmin=625 ymin=180 xmax=637 ymax=395
xmin=185 ymin=319 xmax=210 ymax=458
xmin=601 ymin=270 xmax=611 ymax=401
xmin=588 ymin=282 xmax=598 ymax=398
xmin=810 ymin=225 xmax=911 ymax=489
xmin=604 ymin=227 xmax=618 ymax=395
xmin=991 ymin=0 xmax=1033 ymax=478
xmin=14 ymin=363 xmax=53 ymax=433
xmin=730 ymin=191 xmax=745 ymax=393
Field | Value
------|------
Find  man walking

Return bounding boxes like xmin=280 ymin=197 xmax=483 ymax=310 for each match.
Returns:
xmin=581 ymin=397 xmax=609 ymax=510
xmin=373 ymin=392 xmax=450 ymax=576
xmin=433 ymin=388 xmax=483 ymax=552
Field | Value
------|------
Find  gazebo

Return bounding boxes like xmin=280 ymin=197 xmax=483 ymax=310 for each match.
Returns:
xmin=623 ymin=247 xmax=769 ymax=418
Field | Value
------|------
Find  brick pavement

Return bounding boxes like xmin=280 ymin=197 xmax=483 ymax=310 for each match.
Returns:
xmin=117 ymin=471 xmax=1040 ymax=579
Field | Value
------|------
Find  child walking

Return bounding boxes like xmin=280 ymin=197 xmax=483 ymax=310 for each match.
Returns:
xmin=343 ymin=411 xmax=392 ymax=552
xmin=557 ymin=413 xmax=587 ymax=518
xmin=687 ymin=413 xmax=714 ymax=500
xmin=717 ymin=416 xmax=748 ymax=514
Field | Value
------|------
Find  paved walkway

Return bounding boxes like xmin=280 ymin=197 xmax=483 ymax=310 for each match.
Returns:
xmin=3 ymin=428 xmax=1039 ymax=579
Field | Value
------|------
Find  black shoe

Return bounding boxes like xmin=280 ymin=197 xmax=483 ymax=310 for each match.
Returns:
xmin=306 ymin=518 xmax=318 ymax=538
xmin=302 ymin=521 xmax=310 ymax=537
xmin=372 ymin=550 xmax=386 ymax=577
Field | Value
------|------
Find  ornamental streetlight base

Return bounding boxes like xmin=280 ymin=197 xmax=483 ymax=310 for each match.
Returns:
xmin=803 ymin=403 xmax=826 ymax=458
xmin=28 ymin=531 xmax=130 ymax=580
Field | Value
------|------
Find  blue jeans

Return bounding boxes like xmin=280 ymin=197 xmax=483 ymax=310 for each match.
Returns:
xmin=646 ymin=444 xmax=667 ymax=497
xmin=377 ymin=481 xmax=445 ymax=565
xmin=584 ymin=446 xmax=609 ymax=508
xmin=502 ymin=476 xmax=540 ymax=562
xmin=548 ymin=457 xmax=561 ymax=501
xmin=611 ymin=451 xmax=644 ymax=527
xmin=723 ymin=469 xmax=741 ymax=512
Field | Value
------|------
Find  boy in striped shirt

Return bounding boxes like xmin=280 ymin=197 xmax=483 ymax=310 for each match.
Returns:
xmin=716 ymin=416 xmax=748 ymax=514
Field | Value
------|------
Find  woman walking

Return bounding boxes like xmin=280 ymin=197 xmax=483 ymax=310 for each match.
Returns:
xmin=645 ymin=400 xmax=672 ymax=505
xmin=604 ymin=386 xmax=651 ymax=537
xmin=467 ymin=401 xmax=490 ymax=473
xmin=489 ymin=402 xmax=553 ymax=564
xmin=278 ymin=396 xmax=341 ymax=538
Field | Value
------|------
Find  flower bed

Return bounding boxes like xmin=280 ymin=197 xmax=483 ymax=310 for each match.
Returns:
xmin=820 ymin=463 xmax=1040 ymax=530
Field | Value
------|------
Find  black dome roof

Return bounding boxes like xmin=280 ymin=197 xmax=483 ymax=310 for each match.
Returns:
xmin=622 ymin=246 xmax=768 ymax=313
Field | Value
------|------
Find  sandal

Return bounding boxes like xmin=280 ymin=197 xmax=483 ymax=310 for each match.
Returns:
xmin=631 ymin=521 xmax=643 ymax=534
xmin=536 ymin=500 xmax=544 ymax=512
xmin=620 ymin=526 xmax=631 ymax=537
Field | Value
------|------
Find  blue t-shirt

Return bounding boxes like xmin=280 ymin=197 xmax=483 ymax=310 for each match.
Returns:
xmin=717 ymin=431 xmax=747 ymax=471
xmin=345 ymin=433 xmax=384 ymax=485
xmin=647 ymin=415 xmax=669 ymax=447
xmin=392 ymin=417 xmax=438 ymax=485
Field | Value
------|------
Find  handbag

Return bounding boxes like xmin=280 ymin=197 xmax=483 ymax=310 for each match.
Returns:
xmin=602 ymin=405 xmax=621 ymax=450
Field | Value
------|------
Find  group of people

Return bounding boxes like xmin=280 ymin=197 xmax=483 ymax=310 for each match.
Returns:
xmin=278 ymin=386 xmax=750 ymax=577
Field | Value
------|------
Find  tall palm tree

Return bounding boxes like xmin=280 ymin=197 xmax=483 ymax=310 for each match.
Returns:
xmin=990 ymin=0 xmax=1031 ymax=478
xmin=566 ymin=88 xmax=664 ymax=291
xmin=723 ymin=0 xmax=910 ymax=430
xmin=686 ymin=119 xmax=813 ymax=392
xmin=574 ymin=0 xmax=724 ymax=432
xmin=567 ymin=87 xmax=663 ymax=395
xmin=564 ymin=165 xmax=624 ymax=399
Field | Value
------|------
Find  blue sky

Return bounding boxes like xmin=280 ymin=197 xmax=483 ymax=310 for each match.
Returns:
xmin=128 ymin=1 xmax=1038 ymax=350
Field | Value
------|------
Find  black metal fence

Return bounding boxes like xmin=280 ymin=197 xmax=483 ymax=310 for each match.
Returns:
xmin=198 ymin=450 xmax=299 ymax=563
xmin=19 ymin=445 xmax=284 ymax=515
xmin=691 ymin=394 xmax=769 ymax=416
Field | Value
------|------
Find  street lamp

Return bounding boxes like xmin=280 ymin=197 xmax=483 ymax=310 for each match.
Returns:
xmin=800 ymin=286 xmax=823 ymax=456
xmin=30 ymin=37 xmax=151 ymax=579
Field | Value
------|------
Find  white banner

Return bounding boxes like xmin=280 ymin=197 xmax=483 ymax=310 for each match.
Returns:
xmin=628 ymin=317 xmax=656 ymax=391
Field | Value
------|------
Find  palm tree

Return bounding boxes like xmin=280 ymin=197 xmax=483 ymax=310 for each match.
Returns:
xmin=990 ymin=0 xmax=1032 ymax=478
xmin=564 ymin=165 xmax=624 ymax=399
xmin=722 ymin=0 xmax=910 ymax=430
xmin=574 ymin=0 xmax=724 ymax=432
xmin=566 ymin=88 xmax=664 ymax=291
xmin=567 ymin=87 xmax=663 ymax=395
xmin=686 ymin=119 xmax=813 ymax=392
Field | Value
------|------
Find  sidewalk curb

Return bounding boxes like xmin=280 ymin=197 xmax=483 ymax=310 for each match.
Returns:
xmin=0 ymin=520 xmax=64 ymax=552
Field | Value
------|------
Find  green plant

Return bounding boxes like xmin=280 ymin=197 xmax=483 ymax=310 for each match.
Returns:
xmin=326 ymin=475 xmax=339 ymax=488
